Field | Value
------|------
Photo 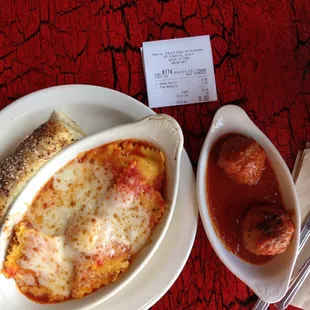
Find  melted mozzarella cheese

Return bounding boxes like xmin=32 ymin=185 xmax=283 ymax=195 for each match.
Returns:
xmin=66 ymin=215 xmax=105 ymax=253
xmin=66 ymin=188 xmax=151 ymax=256
xmin=17 ymin=273 xmax=36 ymax=286
xmin=26 ymin=160 xmax=113 ymax=236
xmin=53 ymin=164 xmax=76 ymax=192
xmin=18 ymin=229 xmax=74 ymax=297
xmin=97 ymin=190 xmax=151 ymax=255
xmin=114 ymin=206 xmax=150 ymax=255
xmin=20 ymin=149 xmax=155 ymax=297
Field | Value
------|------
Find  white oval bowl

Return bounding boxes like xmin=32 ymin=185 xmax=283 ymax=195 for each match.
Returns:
xmin=196 ymin=105 xmax=300 ymax=303
xmin=0 ymin=113 xmax=183 ymax=310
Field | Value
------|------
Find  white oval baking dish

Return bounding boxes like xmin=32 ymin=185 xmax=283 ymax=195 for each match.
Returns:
xmin=0 ymin=113 xmax=183 ymax=310
xmin=196 ymin=105 xmax=300 ymax=303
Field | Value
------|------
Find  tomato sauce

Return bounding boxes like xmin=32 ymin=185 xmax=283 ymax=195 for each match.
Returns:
xmin=206 ymin=135 xmax=285 ymax=264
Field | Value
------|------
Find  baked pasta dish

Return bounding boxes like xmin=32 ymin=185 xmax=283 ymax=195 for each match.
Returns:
xmin=2 ymin=140 xmax=167 ymax=303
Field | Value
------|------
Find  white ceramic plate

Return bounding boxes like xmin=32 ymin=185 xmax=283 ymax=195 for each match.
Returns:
xmin=197 ymin=105 xmax=300 ymax=303
xmin=0 ymin=85 xmax=198 ymax=310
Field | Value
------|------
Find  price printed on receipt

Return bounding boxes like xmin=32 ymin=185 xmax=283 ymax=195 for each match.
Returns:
xmin=141 ymin=35 xmax=217 ymax=108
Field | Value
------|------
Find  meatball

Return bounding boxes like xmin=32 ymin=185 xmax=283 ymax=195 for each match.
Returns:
xmin=242 ymin=205 xmax=294 ymax=256
xmin=217 ymin=135 xmax=266 ymax=185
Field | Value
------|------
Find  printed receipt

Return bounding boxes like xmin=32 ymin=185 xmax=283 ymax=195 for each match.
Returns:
xmin=141 ymin=35 xmax=217 ymax=108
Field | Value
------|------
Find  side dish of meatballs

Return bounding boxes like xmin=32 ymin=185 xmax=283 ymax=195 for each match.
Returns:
xmin=215 ymin=134 xmax=294 ymax=259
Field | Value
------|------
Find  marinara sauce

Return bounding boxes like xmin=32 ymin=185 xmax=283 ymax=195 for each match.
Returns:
xmin=206 ymin=135 xmax=285 ymax=264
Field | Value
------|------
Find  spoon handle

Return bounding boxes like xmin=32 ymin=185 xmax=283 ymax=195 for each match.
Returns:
xmin=298 ymin=219 xmax=310 ymax=254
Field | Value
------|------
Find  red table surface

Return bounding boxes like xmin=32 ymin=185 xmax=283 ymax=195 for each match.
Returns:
xmin=0 ymin=1 xmax=309 ymax=309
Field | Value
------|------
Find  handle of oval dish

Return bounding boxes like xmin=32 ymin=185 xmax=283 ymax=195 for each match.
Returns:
xmin=138 ymin=114 xmax=184 ymax=158
xmin=211 ymin=105 xmax=251 ymax=133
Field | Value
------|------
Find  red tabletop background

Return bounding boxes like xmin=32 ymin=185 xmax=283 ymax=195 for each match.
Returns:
xmin=0 ymin=1 xmax=309 ymax=309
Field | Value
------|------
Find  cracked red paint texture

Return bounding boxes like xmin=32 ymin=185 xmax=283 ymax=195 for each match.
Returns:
xmin=0 ymin=0 xmax=309 ymax=309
